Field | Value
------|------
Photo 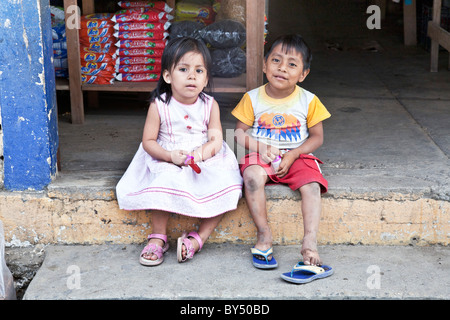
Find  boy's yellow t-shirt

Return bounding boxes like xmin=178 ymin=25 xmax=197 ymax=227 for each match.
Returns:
xmin=231 ymin=84 xmax=331 ymax=150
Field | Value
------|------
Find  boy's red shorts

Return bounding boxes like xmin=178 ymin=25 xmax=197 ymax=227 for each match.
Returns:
xmin=239 ymin=152 xmax=328 ymax=193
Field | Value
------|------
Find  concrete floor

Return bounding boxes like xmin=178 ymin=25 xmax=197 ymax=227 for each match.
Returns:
xmin=56 ymin=0 xmax=450 ymax=200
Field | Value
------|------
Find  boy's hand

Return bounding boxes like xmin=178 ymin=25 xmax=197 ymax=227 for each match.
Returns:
xmin=259 ymin=144 xmax=280 ymax=164
xmin=170 ymin=150 xmax=189 ymax=166
xmin=276 ymin=151 xmax=296 ymax=178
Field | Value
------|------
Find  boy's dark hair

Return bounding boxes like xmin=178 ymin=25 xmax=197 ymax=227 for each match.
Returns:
xmin=265 ymin=34 xmax=312 ymax=71
xmin=150 ymin=37 xmax=212 ymax=103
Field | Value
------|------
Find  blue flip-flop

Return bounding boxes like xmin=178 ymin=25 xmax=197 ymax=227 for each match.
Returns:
xmin=251 ymin=247 xmax=278 ymax=269
xmin=281 ymin=262 xmax=333 ymax=284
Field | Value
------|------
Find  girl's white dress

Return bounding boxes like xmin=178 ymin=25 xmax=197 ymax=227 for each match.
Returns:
xmin=116 ymin=93 xmax=243 ymax=218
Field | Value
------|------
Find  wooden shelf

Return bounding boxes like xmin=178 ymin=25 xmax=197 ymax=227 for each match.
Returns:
xmin=62 ymin=0 xmax=264 ymax=124
xmin=81 ymin=74 xmax=246 ymax=93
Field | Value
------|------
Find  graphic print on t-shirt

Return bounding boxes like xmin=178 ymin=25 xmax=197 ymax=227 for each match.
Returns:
xmin=256 ymin=112 xmax=301 ymax=142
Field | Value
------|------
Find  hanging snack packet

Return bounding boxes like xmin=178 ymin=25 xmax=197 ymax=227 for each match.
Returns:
xmin=117 ymin=1 xmax=173 ymax=12
xmin=116 ymin=63 xmax=161 ymax=74
xmin=115 ymin=39 xmax=166 ymax=49
xmin=116 ymin=73 xmax=160 ymax=82
xmin=114 ymin=30 xmax=168 ymax=40
xmin=112 ymin=11 xmax=172 ymax=23
xmin=116 ymin=48 xmax=164 ymax=57
xmin=114 ymin=21 xmax=171 ymax=32
xmin=116 ymin=56 xmax=162 ymax=66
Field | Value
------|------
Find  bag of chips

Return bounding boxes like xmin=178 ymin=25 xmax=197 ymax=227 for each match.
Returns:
xmin=116 ymin=73 xmax=160 ymax=81
xmin=115 ymin=63 xmax=161 ymax=74
xmin=114 ymin=21 xmax=171 ymax=32
xmin=112 ymin=11 xmax=172 ymax=23
xmin=116 ymin=56 xmax=162 ymax=66
xmin=116 ymin=48 xmax=164 ymax=57
xmin=175 ymin=0 xmax=215 ymax=25
xmin=118 ymin=1 xmax=173 ymax=12
xmin=114 ymin=30 xmax=168 ymax=40
xmin=115 ymin=39 xmax=166 ymax=49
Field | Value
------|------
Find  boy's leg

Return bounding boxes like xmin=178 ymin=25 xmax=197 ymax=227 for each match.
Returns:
xmin=143 ymin=210 xmax=170 ymax=261
xmin=298 ymin=182 xmax=322 ymax=266
xmin=242 ymin=165 xmax=272 ymax=255
xmin=180 ymin=214 xmax=223 ymax=259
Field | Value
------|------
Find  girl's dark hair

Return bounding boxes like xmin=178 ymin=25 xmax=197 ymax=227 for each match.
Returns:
xmin=265 ymin=34 xmax=312 ymax=71
xmin=150 ymin=37 xmax=212 ymax=103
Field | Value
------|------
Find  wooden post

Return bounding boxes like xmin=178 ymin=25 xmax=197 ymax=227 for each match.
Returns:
xmin=246 ymin=0 xmax=265 ymax=91
xmin=64 ymin=0 xmax=84 ymax=124
xmin=430 ymin=0 xmax=442 ymax=71
xmin=403 ymin=0 xmax=417 ymax=46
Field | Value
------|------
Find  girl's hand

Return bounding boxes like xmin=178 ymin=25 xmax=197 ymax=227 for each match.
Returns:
xmin=170 ymin=150 xmax=189 ymax=166
xmin=276 ymin=151 xmax=296 ymax=178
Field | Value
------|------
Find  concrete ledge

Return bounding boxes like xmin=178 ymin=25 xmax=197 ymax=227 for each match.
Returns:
xmin=1 ymin=171 xmax=448 ymax=246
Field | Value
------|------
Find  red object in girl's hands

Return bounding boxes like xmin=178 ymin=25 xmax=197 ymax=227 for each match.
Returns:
xmin=184 ymin=156 xmax=201 ymax=174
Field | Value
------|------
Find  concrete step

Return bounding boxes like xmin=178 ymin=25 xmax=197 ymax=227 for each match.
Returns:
xmin=1 ymin=168 xmax=448 ymax=247
xmin=23 ymin=244 xmax=450 ymax=300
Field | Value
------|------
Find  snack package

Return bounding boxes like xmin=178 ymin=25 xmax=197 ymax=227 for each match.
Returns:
xmin=116 ymin=73 xmax=160 ymax=81
xmin=115 ymin=39 xmax=166 ymax=49
xmin=118 ymin=1 xmax=173 ymax=12
xmin=114 ymin=30 xmax=168 ymax=40
xmin=116 ymin=56 xmax=162 ymax=65
xmin=112 ymin=11 xmax=173 ymax=23
xmin=115 ymin=63 xmax=161 ymax=74
xmin=115 ymin=48 xmax=164 ymax=57
xmin=114 ymin=21 xmax=171 ymax=32
xmin=175 ymin=0 xmax=215 ymax=25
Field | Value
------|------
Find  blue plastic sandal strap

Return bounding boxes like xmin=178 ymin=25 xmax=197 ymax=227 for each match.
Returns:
xmin=251 ymin=247 xmax=273 ymax=263
xmin=290 ymin=262 xmax=325 ymax=277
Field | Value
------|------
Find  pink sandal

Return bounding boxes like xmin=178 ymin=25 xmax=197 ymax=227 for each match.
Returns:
xmin=139 ymin=233 xmax=169 ymax=266
xmin=177 ymin=231 xmax=204 ymax=263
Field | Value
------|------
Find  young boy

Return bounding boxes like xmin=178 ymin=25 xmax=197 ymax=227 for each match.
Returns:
xmin=232 ymin=34 xmax=331 ymax=272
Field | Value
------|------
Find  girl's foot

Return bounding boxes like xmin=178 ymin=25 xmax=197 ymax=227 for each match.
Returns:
xmin=177 ymin=231 xmax=203 ymax=262
xmin=139 ymin=234 xmax=169 ymax=266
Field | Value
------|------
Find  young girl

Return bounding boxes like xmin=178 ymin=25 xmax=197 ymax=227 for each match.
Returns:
xmin=116 ymin=37 xmax=243 ymax=266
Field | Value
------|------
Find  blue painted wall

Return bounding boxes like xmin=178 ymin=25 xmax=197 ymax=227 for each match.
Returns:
xmin=0 ymin=0 xmax=59 ymax=190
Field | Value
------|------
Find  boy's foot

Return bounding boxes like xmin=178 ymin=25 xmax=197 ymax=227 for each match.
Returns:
xmin=253 ymin=229 xmax=274 ymax=262
xmin=301 ymin=235 xmax=322 ymax=265
xmin=301 ymin=248 xmax=322 ymax=266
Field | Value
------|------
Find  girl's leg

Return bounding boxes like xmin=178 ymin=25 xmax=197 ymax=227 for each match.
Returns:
xmin=298 ymin=182 xmax=322 ymax=266
xmin=242 ymin=165 xmax=272 ymax=253
xmin=180 ymin=214 xmax=223 ymax=259
xmin=143 ymin=210 xmax=170 ymax=261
